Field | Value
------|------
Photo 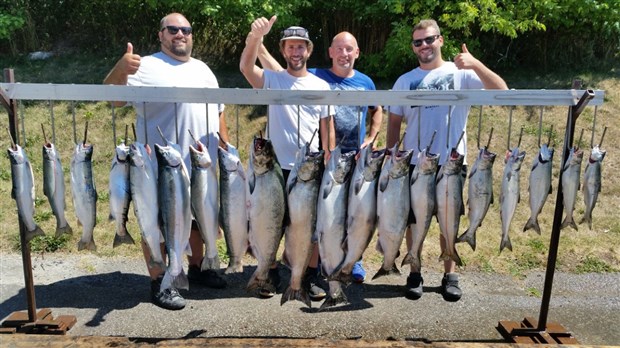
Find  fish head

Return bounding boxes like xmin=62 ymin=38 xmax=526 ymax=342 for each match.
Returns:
xmin=129 ymin=142 xmax=150 ymax=168
xmin=72 ymin=143 xmax=94 ymax=163
xmin=42 ymin=142 xmax=57 ymax=162
xmin=155 ymin=143 xmax=183 ymax=168
xmin=298 ymin=150 xmax=325 ymax=181
xmin=391 ymin=149 xmax=414 ymax=177
xmin=365 ymin=148 xmax=387 ymax=178
xmin=569 ymin=146 xmax=584 ymax=165
xmin=189 ymin=140 xmax=212 ymax=169
xmin=538 ymin=143 xmax=553 ymax=163
xmin=252 ymin=137 xmax=276 ymax=173
xmin=418 ymin=149 xmax=440 ymax=174
xmin=589 ymin=145 xmax=606 ymax=163
xmin=218 ymin=144 xmax=242 ymax=173
xmin=443 ymin=148 xmax=464 ymax=174
xmin=7 ymin=144 xmax=27 ymax=165
xmin=114 ymin=143 xmax=130 ymax=163
xmin=478 ymin=147 xmax=497 ymax=169
xmin=333 ymin=149 xmax=356 ymax=183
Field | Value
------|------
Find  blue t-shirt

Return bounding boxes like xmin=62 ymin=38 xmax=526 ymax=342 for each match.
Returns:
xmin=309 ymin=68 xmax=377 ymax=152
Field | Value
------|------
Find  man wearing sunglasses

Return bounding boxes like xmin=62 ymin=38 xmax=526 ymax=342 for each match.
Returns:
xmin=240 ymin=16 xmax=334 ymax=301
xmin=386 ymin=19 xmax=507 ymax=302
xmin=104 ymin=12 xmax=231 ymax=311
xmin=257 ymin=31 xmax=383 ymax=285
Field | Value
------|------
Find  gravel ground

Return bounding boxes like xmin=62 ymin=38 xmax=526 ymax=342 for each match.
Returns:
xmin=1 ymin=252 xmax=619 ymax=345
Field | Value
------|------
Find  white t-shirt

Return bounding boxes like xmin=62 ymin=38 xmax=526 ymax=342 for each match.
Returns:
xmin=264 ymin=69 xmax=331 ymax=170
xmin=127 ymin=52 xmax=224 ymax=170
xmin=390 ymin=62 xmax=482 ymax=165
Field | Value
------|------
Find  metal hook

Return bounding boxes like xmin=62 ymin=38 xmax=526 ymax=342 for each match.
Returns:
xmin=235 ymin=104 xmax=240 ymax=149
xmin=577 ymin=128 xmax=584 ymax=149
xmin=297 ymin=104 xmax=302 ymax=149
xmin=143 ymin=102 xmax=148 ymax=145
xmin=157 ymin=126 xmax=168 ymax=146
xmin=132 ymin=123 xmax=137 ymax=141
xmin=205 ymin=103 xmax=210 ymax=148
xmin=174 ymin=103 xmax=179 ymax=144
xmin=124 ymin=124 xmax=129 ymax=145
xmin=82 ymin=121 xmax=89 ymax=146
xmin=517 ymin=126 xmax=524 ymax=148
xmin=7 ymin=127 xmax=17 ymax=150
xmin=590 ymin=106 xmax=598 ymax=148
xmin=507 ymin=106 xmax=514 ymax=150
xmin=41 ymin=124 xmax=48 ymax=145
xmin=477 ymin=105 xmax=483 ymax=149
xmin=427 ymin=130 xmax=437 ymax=151
xmin=455 ymin=130 xmax=465 ymax=150
xmin=188 ymin=129 xmax=197 ymax=143
xmin=111 ymin=102 xmax=117 ymax=146
xmin=547 ymin=125 xmax=554 ymax=147
xmin=598 ymin=126 xmax=607 ymax=147
xmin=71 ymin=101 xmax=77 ymax=145
xmin=49 ymin=100 xmax=56 ymax=145
xmin=486 ymin=127 xmax=494 ymax=149
xmin=446 ymin=105 xmax=453 ymax=149
xmin=537 ymin=106 xmax=544 ymax=148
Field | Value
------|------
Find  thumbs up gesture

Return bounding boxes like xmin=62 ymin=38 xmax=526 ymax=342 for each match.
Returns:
xmin=117 ymin=42 xmax=141 ymax=76
xmin=454 ymin=43 xmax=480 ymax=70
xmin=251 ymin=15 xmax=277 ymax=38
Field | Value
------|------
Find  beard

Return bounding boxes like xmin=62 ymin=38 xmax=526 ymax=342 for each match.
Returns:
xmin=166 ymin=40 xmax=192 ymax=57
xmin=415 ymin=47 xmax=438 ymax=64
xmin=285 ymin=56 xmax=307 ymax=71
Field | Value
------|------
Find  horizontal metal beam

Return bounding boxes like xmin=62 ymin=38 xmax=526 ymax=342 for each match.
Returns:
xmin=0 ymin=83 xmax=604 ymax=106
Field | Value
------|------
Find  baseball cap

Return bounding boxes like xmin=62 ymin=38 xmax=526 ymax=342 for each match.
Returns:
xmin=280 ymin=26 xmax=311 ymax=43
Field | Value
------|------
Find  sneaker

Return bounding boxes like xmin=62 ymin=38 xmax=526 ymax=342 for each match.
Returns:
xmin=405 ymin=272 xmax=424 ymax=300
xmin=303 ymin=268 xmax=326 ymax=301
xmin=259 ymin=267 xmax=281 ymax=298
xmin=188 ymin=265 xmax=227 ymax=289
xmin=352 ymin=261 xmax=366 ymax=283
xmin=151 ymin=279 xmax=185 ymax=310
xmin=441 ymin=273 xmax=462 ymax=302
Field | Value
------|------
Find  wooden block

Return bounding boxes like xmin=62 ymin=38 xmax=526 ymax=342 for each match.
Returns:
xmin=0 ymin=327 xmax=17 ymax=334
xmin=55 ymin=315 xmax=77 ymax=330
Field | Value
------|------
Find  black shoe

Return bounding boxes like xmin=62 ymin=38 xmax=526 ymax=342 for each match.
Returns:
xmin=188 ymin=265 xmax=227 ymax=289
xmin=259 ymin=268 xmax=281 ymax=298
xmin=151 ymin=279 xmax=185 ymax=310
xmin=303 ymin=267 xmax=326 ymax=301
xmin=441 ymin=273 xmax=462 ymax=302
xmin=405 ymin=272 xmax=424 ymax=300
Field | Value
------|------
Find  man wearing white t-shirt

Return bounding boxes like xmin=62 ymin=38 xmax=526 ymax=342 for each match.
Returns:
xmin=240 ymin=15 xmax=334 ymax=300
xmin=104 ymin=13 xmax=230 ymax=310
xmin=387 ymin=19 xmax=507 ymax=302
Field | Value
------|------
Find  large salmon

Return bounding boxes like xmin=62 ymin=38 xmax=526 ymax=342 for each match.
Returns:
xmin=580 ymin=145 xmax=605 ymax=229
xmin=435 ymin=149 xmax=465 ymax=265
xmin=42 ymin=142 xmax=72 ymax=237
xmin=70 ymin=143 xmax=97 ymax=251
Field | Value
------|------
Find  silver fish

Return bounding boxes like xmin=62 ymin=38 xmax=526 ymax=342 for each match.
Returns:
xmin=246 ymin=137 xmax=286 ymax=295
xmin=374 ymin=144 xmax=413 ymax=279
xmin=8 ymin=144 xmax=45 ymax=242
xmin=560 ymin=146 xmax=583 ymax=230
xmin=109 ymin=142 xmax=134 ymax=247
xmin=129 ymin=142 xmax=164 ymax=269
xmin=281 ymin=143 xmax=324 ymax=307
xmin=523 ymin=144 xmax=554 ymax=234
xmin=42 ymin=142 xmax=72 ymax=236
xmin=331 ymin=144 xmax=385 ymax=283
xmin=435 ymin=148 xmax=465 ymax=265
xmin=458 ymin=147 xmax=496 ymax=250
xmin=218 ymin=143 xmax=249 ymax=274
xmin=316 ymin=146 xmax=356 ymax=309
xmin=500 ymin=147 xmax=526 ymax=253
xmin=70 ymin=143 xmax=98 ymax=251
xmin=402 ymin=149 xmax=439 ymax=271
xmin=580 ymin=146 xmax=605 ymax=229
xmin=156 ymin=142 xmax=192 ymax=291
xmin=189 ymin=139 xmax=220 ymax=271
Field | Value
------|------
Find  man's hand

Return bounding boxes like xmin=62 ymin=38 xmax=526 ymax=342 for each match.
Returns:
xmin=117 ymin=42 xmax=141 ymax=76
xmin=454 ymin=43 xmax=480 ymax=70
xmin=251 ymin=15 xmax=277 ymax=38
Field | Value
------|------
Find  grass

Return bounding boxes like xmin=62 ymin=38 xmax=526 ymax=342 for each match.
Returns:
xmin=1 ymin=55 xmax=619 ymax=276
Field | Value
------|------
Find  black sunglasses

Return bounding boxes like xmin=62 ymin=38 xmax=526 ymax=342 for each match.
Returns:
xmin=412 ymin=35 xmax=440 ymax=47
xmin=161 ymin=25 xmax=192 ymax=36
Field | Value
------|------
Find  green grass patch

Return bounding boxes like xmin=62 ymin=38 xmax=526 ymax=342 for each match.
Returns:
xmin=575 ymin=255 xmax=615 ymax=273
xmin=526 ymin=287 xmax=542 ymax=297
xmin=12 ymin=233 xmax=71 ymax=253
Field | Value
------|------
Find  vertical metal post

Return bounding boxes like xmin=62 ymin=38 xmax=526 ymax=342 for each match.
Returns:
xmin=2 ymin=68 xmax=37 ymax=322
xmin=537 ymin=88 xmax=594 ymax=330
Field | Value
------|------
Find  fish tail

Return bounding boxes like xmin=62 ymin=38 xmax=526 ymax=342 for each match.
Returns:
xmin=561 ymin=215 xmax=578 ymax=231
xmin=401 ymin=251 xmax=422 ymax=273
xmin=523 ymin=217 xmax=541 ymax=235
xmin=113 ymin=230 xmax=135 ymax=248
xmin=224 ymin=259 xmax=244 ymax=274
xmin=438 ymin=247 xmax=462 ymax=266
xmin=499 ymin=235 xmax=512 ymax=254
xmin=25 ymin=226 xmax=45 ymax=243
xmin=327 ymin=268 xmax=353 ymax=286
xmin=371 ymin=264 xmax=400 ymax=280
xmin=456 ymin=230 xmax=476 ymax=251
xmin=579 ymin=213 xmax=592 ymax=230
xmin=55 ymin=224 xmax=73 ymax=237
xmin=318 ymin=291 xmax=348 ymax=311
xmin=77 ymin=238 xmax=97 ymax=252
xmin=246 ymin=271 xmax=267 ymax=292
xmin=172 ymin=269 xmax=189 ymax=290
xmin=201 ymin=256 xmax=220 ymax=270
xmin=280 ymin=287 xmax=311 ymax=308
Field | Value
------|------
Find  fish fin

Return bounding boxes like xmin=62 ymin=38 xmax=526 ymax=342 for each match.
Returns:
xmin=55 ymin=224 xmax=73 ymax=237
xmin=77 ymin=238 xmax=97 ymax=252
xmin=281 ymin=287 xmax=311 ymax=308
xmin=523 ymin=217 xmax=541 ymax=235
xmin=456 ymin=230 xmax=476 ymax=251
xmin=468 ymin=167 xmax=477 ymax=179
xmin=379 ymin=174 xmax=389 ymax=192
xmin=410 ymin=171 xmax=418 ymax=186
xmin=113 ymin=231 xmax=135 ymax=248
xmin=287 ymin=177 xmax=297 ymax=195
xmin=517 ymin=192 xmax=521 ymax=203
xmin=318 ymin=290 xmax=348 ymax=311
xmin=560 ymin=216 xmax=578 ymax=231
xmin=371 ymin=264 xmax=400 ymax=280
xmin=248 ymin=173 xmax=256 ymax=194
xmin=322 ymin=181 xmax=334 ymax=199
xmin=353 ymin=177 xmax=363 ymax=195
xmin=184 ymin=242 xmax=193 ymax=257
xmin=24 ymin=226 xmax=46 ymax=243
xmin=108 ymin=213 xmax=115 ymax=222
xmin=549 ymin=184 xmax=553 ymax=194
xmin=490 ymin=191 xmax=494 ymax=205
xmin=499 ymin=235 xmax=512 ymax=254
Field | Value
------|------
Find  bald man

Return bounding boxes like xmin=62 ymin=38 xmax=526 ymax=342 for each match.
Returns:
xmin=258 ymin=31 xmax=383 ymax=284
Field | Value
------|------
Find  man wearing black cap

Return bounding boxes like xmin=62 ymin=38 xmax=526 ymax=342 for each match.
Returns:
xmin=240 ymin=16 xmax=333 ymax=301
